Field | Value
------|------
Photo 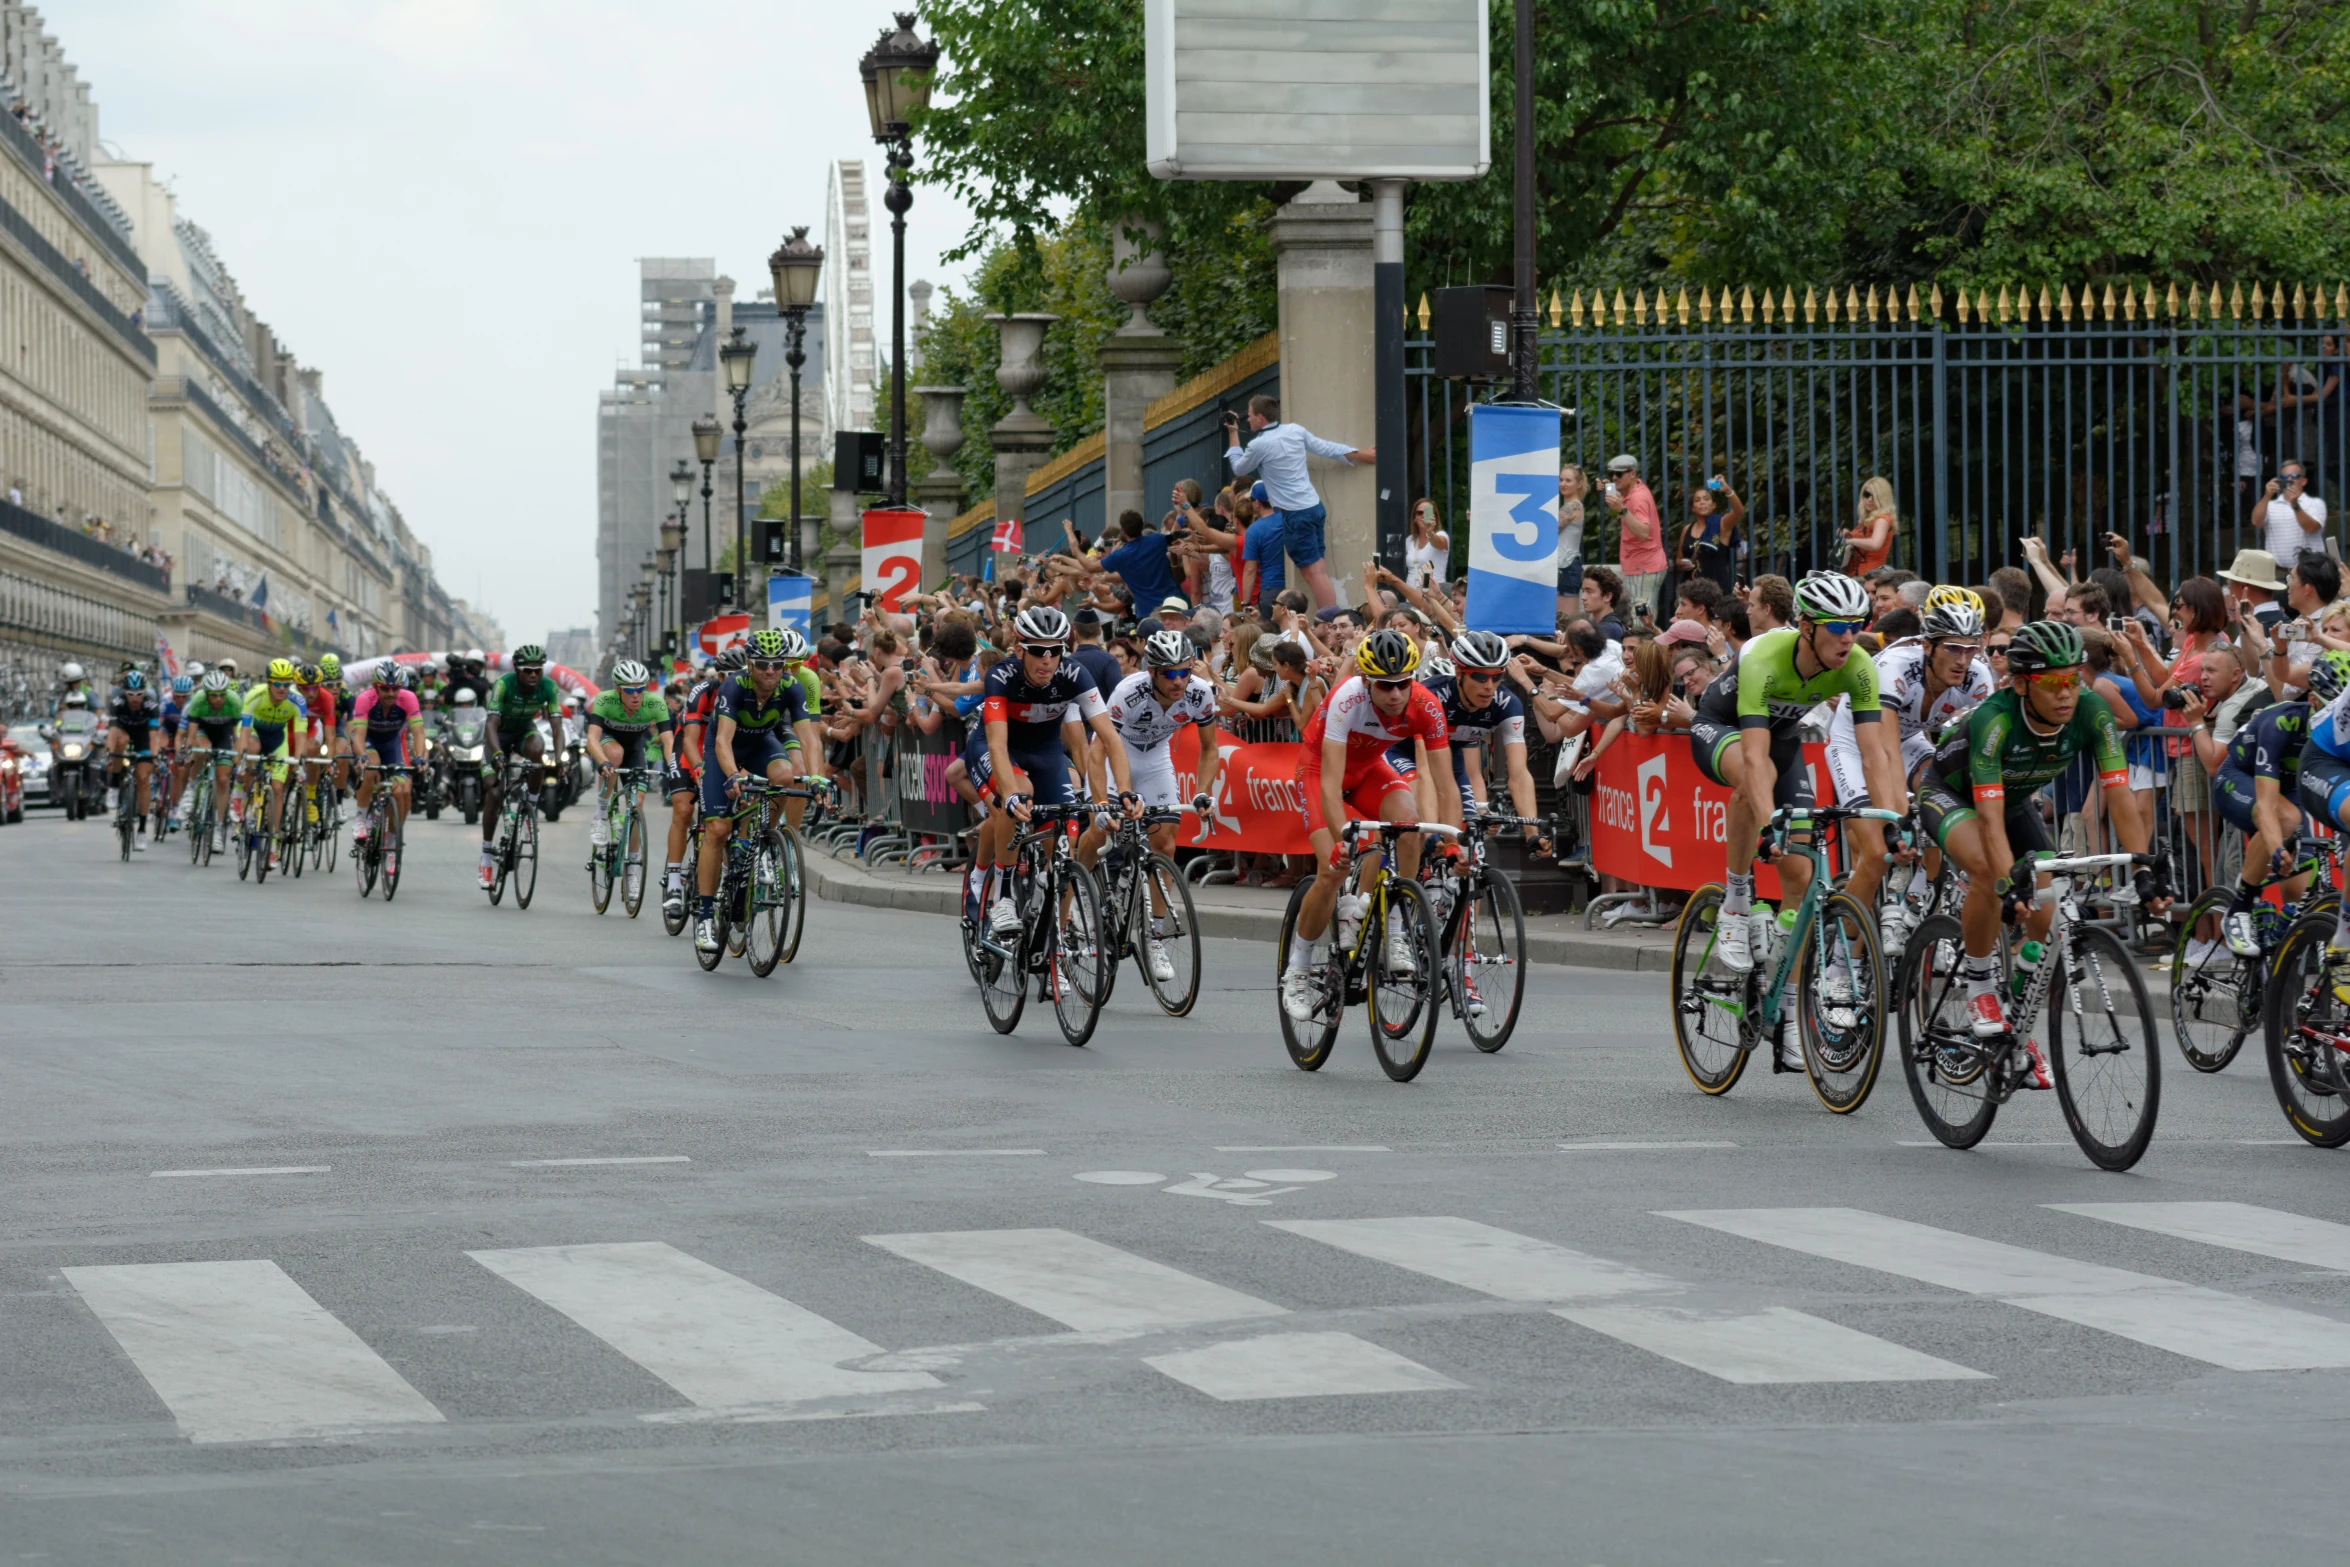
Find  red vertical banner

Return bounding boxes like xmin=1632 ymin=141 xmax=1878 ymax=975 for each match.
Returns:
xmin=860 ymin=508 xmax=927 ymax=612
xmin=1586 ymin=731 xmax=1836 ymax=899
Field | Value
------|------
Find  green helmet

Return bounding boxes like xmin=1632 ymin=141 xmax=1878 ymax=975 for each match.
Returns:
xmin=2304 ymin=648 xmax=2350 ymax=707
xmin=317 ymin=653 xmax=341 ymax=680
xmin=2004 ymin=619 xmax=2085 ymax=676
xmin=747 ymin=628 xmax=787 ymax=659
xmin=511 ymin=643 xmax=546 ymax=667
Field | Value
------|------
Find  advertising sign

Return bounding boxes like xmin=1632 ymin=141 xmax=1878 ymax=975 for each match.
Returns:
xmin=767 ymin=573 xmax=812 ymax=641
xmin=696 ymin=613 xmax=751 ymax=656
xmin=1464 ymin=402 xmax=1560 ymax=635
xmin=1587 ymin=731 xmax=1839 ymax=898
xmin=860 ymin=508 xmax=927 ymax=613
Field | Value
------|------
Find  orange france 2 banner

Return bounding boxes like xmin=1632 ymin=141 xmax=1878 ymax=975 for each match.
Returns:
xmin=1587 ymin=731 xmax=1838 ymax=898
xmin=860 ymin=508 xmax=927 ymax=612
xmin=1164 ymin=727 xmax=1313 ymax=856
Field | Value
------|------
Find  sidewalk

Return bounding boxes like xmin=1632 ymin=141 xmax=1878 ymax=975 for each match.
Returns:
xmin=805 ymin=852 xmax=1679 ymax=971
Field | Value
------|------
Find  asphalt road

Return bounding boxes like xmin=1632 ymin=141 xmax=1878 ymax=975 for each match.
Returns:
xmin=3 ymin=801 xmax=2345 ymax=1565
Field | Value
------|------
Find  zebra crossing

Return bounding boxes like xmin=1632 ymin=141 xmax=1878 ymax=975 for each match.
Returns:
xmin=46 ymin=1201 xmax=2350 ymax=1446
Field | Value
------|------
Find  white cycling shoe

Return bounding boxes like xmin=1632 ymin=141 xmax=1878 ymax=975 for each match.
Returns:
xmin=1146 ymin=937 xmax=1175 ymax=983
xmin=1280 ymin=967 xmax=1323 ymax=1022
xmin=1383 ymin=922 xmax=1418 ymax=976
xmin=988 ymin=898 xmax=1023 ymax=939
xmin=589 ymin=816 xmax=611 ymax=848
xmin=1714 ymin=910 xmax=1755 ymax=973
xmin=693 ymin=917 xmax=719 ymax=954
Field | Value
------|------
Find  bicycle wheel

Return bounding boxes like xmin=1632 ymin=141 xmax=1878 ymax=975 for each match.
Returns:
xmin=254 ymin=806 xmax=273 ymax=884
xmin=116 ymin=799 xmax=131 ymax=861
xmin=621 ymin=803 xmax=648 ymax=919
xmin=664 ymin=822 xmax=696 ymax=938
xmin=1452 ymin=869 xmax=1526 ymax=1053
xmin=775 ymin=829 xmax=805 ymax=960
xmin=235 ymin=807 xmax=255 ymax=881
xmin=2261 ymin=914 xmax=2350 ymax=1147
xmin=2048 ymin=922 xmax=2161 ymax=1171
xmin=489 ymin=823 xmax=509 ymax=905
xmin=381 ymin=812 xmax=405 ymax=902
xmin=589 ymin=832 xmax=614 ymax=914
xmin=743 ymin=833 xmax=788 ymax=977
xmin=512 ymin=811 xmax=539 ymax=908
xmin=1895 ymin=913 xmax=2001 ymax=1149
xmin=356 ymin=812 xmax=380 ymax=898
xmin=1275 ymin=877 xmax=1342 ymax=1070
xmin=187 ymin=783 xmax=205 ymax=865
xmin=1138 ymin=854 xmax=1202 ymax=1016
xmin=694 ymin=874 xmax=729 ymax=973
xmin=1050 ymin=863 xmax=1107 ymax=1047
xmin=2169 ymin=889 xmax=2255 ymax=1073
xmin=1798 ymin=890 xmax=1889 ymax=1113
xmin=1367 ymin=878 xmax=1441 ymax=1082
xmin=1669 ymin=885 xmax=1753 ymax=1095
xmin=979 ymin=880 xmax=1028 ymax=1034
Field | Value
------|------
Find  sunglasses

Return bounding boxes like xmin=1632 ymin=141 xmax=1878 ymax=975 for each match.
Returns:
xmin=1985 ymin=642 xmax=2013 ymax=657
xmin=1816 ymin=619 xmax=1867 ymax=636
xmin=747 ymin=658 xmax=788 ymax=672
xmin=1458 ymin=666 xmax=1501 ymax=681
xmin=619 ymin=684 xmax=648 ymax=695
xmin=1936 ymin=643 xmax=1983 ymax=658
xmin=1152 ymin=663 xmax=1194 ymax=677
xmin=1371 ymin=678 xmax=1415 ymax=692
xmin=1021 ymin=644 xmax=1066 ymax=658
xmin=2027 ymin=669 xmax=2082 ymax=690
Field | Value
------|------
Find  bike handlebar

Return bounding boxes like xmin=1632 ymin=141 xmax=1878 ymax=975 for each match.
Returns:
xmin=1341 ymin=820 xmax=1461 ymax=843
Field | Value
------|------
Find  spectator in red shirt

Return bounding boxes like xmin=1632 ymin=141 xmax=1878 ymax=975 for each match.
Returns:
xmin=1602 ymin=454 xmax=1667 ymax=623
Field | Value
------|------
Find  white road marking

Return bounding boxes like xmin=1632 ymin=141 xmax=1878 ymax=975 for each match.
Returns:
xmin=1213 ymin=1145 xmax=1390 ymax=1153
xmin=866 ymin=1149 xmax=1046 ymax=1158
xmin=148 ymin=1166 xmax=331 ymax=1178
xmin=1242 ymin=1169 xmax=1336 ymax=1183
xmin=1667 ymin=1207 xmax=2350 ymax=1371
xmin=1271 ymin=1216 xmax=1983 ymax=1385
xmin=507 ymin=1156 xmax=690 ymax=1168
xmin=64 ymin=1260 xmax=445 ymax=1444
xmin=1557 ymin=1141 xmax=1737 ymax=1152
xmin=469 ymin=1241 xmax=945 ymax=1414
xmin=1073 ymin=1171 xmax=1166 ymax=1185
xmin=867 ymin=1227 xmax=1454 ymax=1399
xmin=2049 ymin=1201 xmax=2350 ymax=1272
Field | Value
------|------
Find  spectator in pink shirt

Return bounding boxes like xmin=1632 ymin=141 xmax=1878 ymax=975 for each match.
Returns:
xmin=1602 ymin=453 xmax=1667 ymax=620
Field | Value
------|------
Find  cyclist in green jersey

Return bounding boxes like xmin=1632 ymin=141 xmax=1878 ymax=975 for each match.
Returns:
xmin=1915 ymin=619 xmax=2171 ymax=1076
xmin=582 ymin=659 xmax=676 ymax=848
xmin=775 ymin=627 xmax=826 ymax=831
xmin=478 ymin=646 xmax=562 ymax=890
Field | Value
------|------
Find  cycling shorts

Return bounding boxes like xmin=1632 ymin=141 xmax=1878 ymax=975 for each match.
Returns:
xmin=188 ymin=718 xmax=240 ymax=750
xmin=2296 ymin=746 xmax=2350 ymax=832
xmin=598 ymin=731 xmax=649 ymax=773
xmin=1689 ymin=717 xmax=1814 ymax=811
xmin=1915 ymin=771 xmax=2051 ymax=856
xmin=982 ymin=737 xmax=1074 ymax=808
xmin=699 ymin=729 xmax=796 ymax=816
xmin=1126 ymin=744 xmax=1183 ymax=810
xmin=2212 ymin=761 xmax=2261 ymax=837
xmin=363 ymin=731 xmax=410 ymax=768
xmin=1299 ymin=753 xmax=1414 ymax=830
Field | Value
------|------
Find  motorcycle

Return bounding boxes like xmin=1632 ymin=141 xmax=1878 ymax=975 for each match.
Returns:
xmin=40 ymin=712 xmax=102 ymax=819
xmin=441 ymin=706 xmax=488 ymax=823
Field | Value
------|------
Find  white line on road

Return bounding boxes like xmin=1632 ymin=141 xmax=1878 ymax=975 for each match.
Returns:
xmin=469 ymin=1241 xmax=944 ymax=1414
xmin=148 ymin=1166 xmax=331 ymax=1178
xmin=507 ymin=1156 xmax=691 ymax=1167
xmin=2048 ymin=1201 xmax=2350 ymax=1272
xmin=1144 ymin=1332 xmax=1462 ymax=1401
xmin=866 ymin=1149 xmax=1047 ymax=1158
xmin=1666 ymin=1207 xmax=2350 ymax=1371
xmin=1213 ymin=1145 xmax=1390 ymax=1153
xmin=1557 ymin=1141 xmax=1738 ymax=1152
xmin=1270 ymin=1216 xmax=1985 ymax=1385
xmin=64 ymin=1260 xmax=445 ymax=1443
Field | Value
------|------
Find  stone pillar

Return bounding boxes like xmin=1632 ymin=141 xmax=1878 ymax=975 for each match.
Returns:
xmin=825 ymin=483 xmax=860 ymax=624
xmin=986 ymin=313 xmax=1059 ymax=555
xmin=912 ymin=385 xmax=967 ymax=586
xmin=1268 ymin=181 xmax=1377 ymax=595
xmin=1099 ymin=218 xmax=1182 ymax=533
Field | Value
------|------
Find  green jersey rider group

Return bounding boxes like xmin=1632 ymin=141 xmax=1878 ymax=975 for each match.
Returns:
xmin=1913 ymin=619 xmax=2171 ymax=1087
xmin=477 ymin=645 xmax=564 ymax=890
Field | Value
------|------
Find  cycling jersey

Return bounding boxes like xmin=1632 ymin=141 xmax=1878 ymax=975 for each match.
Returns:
xmin=1930 ymin=686 xmax=2126 ymax=805
xmin=485 ymin=673 xmax=560 ymax=741
xmin=981 ymin=656 xmax=1107 ymax=746
xmin=1105 ymin=670 xmax=1218 ymax=752
xmin=584 ymin=689 xmax=673 ymax=738
xmin=1699 ymin=626 xmax=1882 ymax=732
xmin=1306 ymin=674 xmax=1449 ymax=767
xmin=296 ymin=683 xmax=338 ymax=735
xmin=1387 ymin=673 xmax=1526 ymax=785
xmin=108 ymin=694 xmax=159 ymax=740
xmin=240 ymin=685 xmax=307 ymax=754
xmin=2225 ymin=699 xmax=2308 ymax=786
xmin=706 ymin=675 xmax=808 ymax=746
xmin=2307 ymin=686 xmax=2350 ymax=761
xmin=350 ymin=688 xmax=421 ymax=763
xmin=158 ymin=698 xmax=183 ymax=737
xmin=794 ymin=665 xmax=822 ymax=719
xmin=181 ymin=690 xmax=243 ymax=737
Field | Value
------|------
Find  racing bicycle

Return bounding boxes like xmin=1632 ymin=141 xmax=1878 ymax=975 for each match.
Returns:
xmin=1091 ymin=805 xmax=1203 ymax=1016
xmin=1423 ymin=808 xmax=1542 ymax=1052
xmin=353 ymin=762 xmax=412 ymax=901
xmin=1276 ymin=819 xmax=1455 ymax=1082
xmin=694 ymin=777 xmax=799 ymax=977
xmin=2171 ymin=834 xmax=2344 ymax=1074
xmin=589 ymin=764 xmax=655 ymax=918
xmin=971 ymin=800 xmax=1108 ymax=1047
xmin=486 ymin=753 xmax=548 ymax=908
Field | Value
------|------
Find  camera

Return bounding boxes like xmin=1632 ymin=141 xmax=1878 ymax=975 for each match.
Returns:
xmin=1706 ymin=477 xmax=1724 ymax=492
xmin=2106 ymin=613 xmax=2129 ymax=634
xmin=2161 ymin=687 xmax=2190 ymax=711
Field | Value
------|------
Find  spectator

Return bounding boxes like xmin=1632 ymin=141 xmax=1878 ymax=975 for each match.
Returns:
xmin=1867 ymin=568 xmax=1917 ymax=622
xmin=1896 ymin=579 xmax=1931 ymax=612
xmin=2216 ymin=548 xmax=2289 ymax=634
xmin=1873 ymin=607 xmax=1923 ymax=643
xmin=1403 ymin=498 xmax=1449 ymax=589
xmin=1239 ymin=481 xmax=1288 ymax=613
xmin=2255 ymin=458 xmax=2326 ymax=570
xmin=1067 ymin=606 xmax=1122 ymax=697
xmin=1221 ymin=393 xmax=1373 ymax=611
xmin=1672 ymin=576 xmax=1723 ymax=628
xmin=1172 ymin=482 xmax=1239 ymax=613
xmin=1716 ymin=596 xmax=1751 ymax=654
xmin=1747 ymin=573 xmax=1795 ymax=632
xmin=1677 ymin=474 xmax=1744 ymax=594
xmin=1842 ymin=476 xmax=1899 ymax=575
xmin=1987 ymin=565 xmax=2033 ymax=629
xmin=1578 ymin=565 xmax=1627 ymax=643
xmin=1601 ymin=454 xmax=1666 ymax=618
xmin=1555 ymin=464 xmax=1589 ymax=601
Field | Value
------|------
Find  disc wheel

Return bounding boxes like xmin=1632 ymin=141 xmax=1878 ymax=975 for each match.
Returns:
xmin=2169 ymin=889 xmax=2255 ymax=1073
xmin=621 ymin=804 xmax=647 ymax=919
xmin=1276 ymin=877 xmax=1342 ymax=1071
xmin=1896 ymin=914 xmax=2000 ymax=1150
xmin=1137 ymin=854 xmax=1201 ymax=1016
xmin=512 ymin=811 xmax=539 ymax=908
xmin=2261 ymin=914 xmax=2350 ymax=1147
xmin=1451 ymin=868 xmax=1526 ymax=1052
xmin=744 ymin=835 xmax=788 ymax=978
xmin=2048 ymin=923 xmax=2161 ymax=1171
xmin=1367 ymin=879 xmax=1441 ymax=1082
xmin=1669 ymin=884 xmax=1753 ymax=1095
xmin=1050 ymin=864 xmax=1107 ymax=1047
xmin=1798 ymin=890 xmax=1889 ymax=1113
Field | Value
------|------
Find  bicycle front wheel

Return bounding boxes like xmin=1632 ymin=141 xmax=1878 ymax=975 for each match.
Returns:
xmin=2261 ymin=914 xmax=2350 ymax=1147
xmin=1799 ymin=890 xmax=1888 ymax=1113
xmin=1669 ymin=885 xmax=1752 ymax=1095
xmin=1275 ymin=877 xmax=1342 ymax=1070
xmin=2169 ymin=889 xmax=2254 ymax=1073
xmin=1452 ymin=869 xmax=1526 ymax=1053
xmin=2048 ymin=922 xmax=2161 ymax=1171
xmin=1138 ymin=854 xmax=1201 ymax=1016
xmin=1896 ymin=914 xmax=2001 ymax=1150
xmin=356 ymin=818 xmax=379 ymax=898
xmin=622 ymin=804 xmax=648 ymax=919
xmin=979 ymin=882 xmax=1028 ymax=1034
xmin=775 ymin=829 xmax=805 ymax=960
xmin=513 ymin=811 xmax=539 ymax=908
xmin=589 ymin=833 xmax=614 ymax=913
xmin=1368 ymin=878 xmax=1440 ymax=1082
xmin=1050 ymin=864 xmax=1106 ymax=1047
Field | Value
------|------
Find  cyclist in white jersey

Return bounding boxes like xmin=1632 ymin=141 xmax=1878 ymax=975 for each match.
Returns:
xmin=1079 ymin=629 xmax=1222 ymax=983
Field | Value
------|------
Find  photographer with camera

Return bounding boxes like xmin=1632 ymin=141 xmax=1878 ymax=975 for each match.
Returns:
xmin=1223 ymin=394 xmax=1372 ymax=613
xmin=2254 ymin=460 xmax=2326 ymax=572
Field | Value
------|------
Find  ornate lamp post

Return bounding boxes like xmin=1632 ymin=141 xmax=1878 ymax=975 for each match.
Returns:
xmin=692 ymin=414 xmax=722 ymax=606
xmin=767 ymin=225 xmax=825 ymax=572
xmin=861 ymin=11 xmax=939 ymax=508
xmin=666 ymin=460 xmax=691 ymax=657
xmin=719 ymin=328 xmax=758 ymax=602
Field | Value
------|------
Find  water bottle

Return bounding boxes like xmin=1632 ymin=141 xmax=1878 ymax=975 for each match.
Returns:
xmin=2008 ymin=938 xmax=2046 ymax=1001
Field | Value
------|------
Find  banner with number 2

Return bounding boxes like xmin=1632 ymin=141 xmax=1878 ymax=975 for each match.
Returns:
xmin=860 ymin=508 xmax=926 ymax=613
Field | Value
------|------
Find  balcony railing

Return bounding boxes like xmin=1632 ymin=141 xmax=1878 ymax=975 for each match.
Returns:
xmin=0 ymin=495 xmax=168 ymax=593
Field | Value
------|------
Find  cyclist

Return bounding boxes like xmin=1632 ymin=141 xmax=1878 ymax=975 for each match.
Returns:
xmin=314 ymin=653 xmax=353 ymax=801
xmin=104 ymin=668 xmax=163 ymax=848
xmin=582 ymin=658 xmax=675 ymax=851
xmin=2289 ymin=652 xmax=2350 ymax=1000
xmin=773 ymin=627 xmax=829 ymax=832
xmin=1916 ymin=620 xmax=2170 ymax=1079
xmin=665 ymin=647 xmax=742 ymax=921
xmin=238 ymin=659 xmax=310 ymax=845
xmin=2203 ymin=649 xmax=2348 ymax=956
xmin=291 ymin=663 xmax=338 ymax=831
xmin=349 ymin=660 xmax=425 ymax=871
xmin=693 ymin=629 xmax=815 ymax=954
xmin=1693 ymin=571 xmax=1905 ymax=1068
xmin=1081 ymin=627 xmax=1222 ymax=983
xmin=1281 ymin=629 xmax=1461 ymax=1021
xmin=176 ymin=670 xmax=244 ymax=850
xmin=479 ymin=645 xmax=562 ymax=891
xmin=975 ymin=606 xmax=1142 ymax=944
xmin=159 ymin=674 xmax=192 ymax=828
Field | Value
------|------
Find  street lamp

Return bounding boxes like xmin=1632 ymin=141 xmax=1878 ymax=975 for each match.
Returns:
xmin=861 ymin=10 xmax=938 ymax=509
xmin=667 ymin=460 xmax=691 ymax=655
xmin=768 ymin=225 xmax=825 ymax=571
xmin=720 ymin=327 xmax=758 ymax=604
xmin=692 ymin=414 xmax=722 ymax=606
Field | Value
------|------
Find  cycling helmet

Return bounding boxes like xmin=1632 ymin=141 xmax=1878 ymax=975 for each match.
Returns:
xmin=122 ymin=669 xmax=146 ymax=692
xmin=1919 ymin=600 xmax=1986 ymax=642
xmin=1144 ymin=628 xmax=1194 ymax=669
xmin=317 ymin=654 xmax=340 ymax=680
xmin=62 ymin=691 xmax=87 ymax=707
xmin=1449 ymin=628 xmax=1510 ymax=671
xmin=1793 ymin=570 xmax=1872 ymax=623
xmin=611 ymin=658 xmax=650 ymax=687
xmin=1925 ymin=584 xmax=1985 ymax=617
xmin=297 ymin=663 xmax=321 ymax=685
xmin=746 ymin=628 xmax=787 ymax=660
xmin=716 ymin=647 xmax=749 ymax=673
xmin=2304 ymin=649 xmax=2350 ymax=706
xmin=171 ymin=674 xmax=193 ymax=694
xmin=1421 ymin=652 xmax=1457 ymax=681
xmin=266 ymin=657 xmax=298 ymax=683
xmin=185 ymin=660 xmax=205 ymax=679
xmin=215 ymin=658 xmax=239 ymax=677
xmin=58 ymin=661 xmax=83 ymax=681
xmin=467 ymin=647 xmax=486 ymax=665
xmin=451 ymin=687 xmax=478 ymax=705
xmin=1012 ymin=606 xmax=1072 ymax=648
xmin=1354 ymin=628 xmax=1421 ymax=680
xmin=373 ymin=661 xmax=400 ymax=687
xmin=512 ymin=643 xmax=546 ymax=667
xmin=2003 ymin=619 xmax=2086 ymax=676
xmin=201 ymin=670 xmax=231 ymax=693
xmin=773 ymin=627 xmax=811 ymax=663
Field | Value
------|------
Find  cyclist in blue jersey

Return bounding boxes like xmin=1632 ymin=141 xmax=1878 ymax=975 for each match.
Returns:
xmin=2292 ymin=653 xmax=2350 ymax=997
xmin=2202 ymin=650 xmax=2348 ymax=956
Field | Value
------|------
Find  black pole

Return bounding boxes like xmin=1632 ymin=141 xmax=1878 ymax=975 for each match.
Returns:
xmin=786 ymin=310 xmax=807 ymax=569
xmin=886 ymin=140 xmax=912 ymax=507
xmin=1373 ymin=180 xmax=1408 ymax=568
xmin=1510 ymin=0 xmax=1537 ymax=404
xmin=731 ymin=387 xmax=750 ymax=604
xmin=698 ymin=461 xmax=714 ymax=605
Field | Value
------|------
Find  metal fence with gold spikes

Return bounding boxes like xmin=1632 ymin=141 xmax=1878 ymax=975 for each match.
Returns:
xmin=1405 ymin=282 xmax=2350 ymax=589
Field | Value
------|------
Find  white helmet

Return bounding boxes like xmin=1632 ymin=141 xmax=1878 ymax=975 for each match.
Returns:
xmin=610 ymin=658 xmax=650 ymax=686
xmin=185 ymin=660 xmax=206 ymax=679
xmin=452 ymin=687 xmax=478 ymax=705
xmin=1012 ymin=605 xmax=1071 ymax=647
xmin=1144 ymin=628 xmax=1194 ymax=669
xmin=58 ymin=661 xmax=83 ymax=682
xmin=1794 ymin=570 xmax=1872 ymax=623
xmin=201 ymin=670 xmax=231 ymax=692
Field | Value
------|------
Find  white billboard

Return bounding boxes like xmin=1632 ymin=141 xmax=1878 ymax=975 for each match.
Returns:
xmin=1146 ymin=0 xmax=1490 ymax=182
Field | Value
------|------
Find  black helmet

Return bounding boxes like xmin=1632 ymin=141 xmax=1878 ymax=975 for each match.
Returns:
xmin=2004 ymin=619 xmax=2086 ymax=676
xmin=1354 ymin=628 xmax=1421 ymax=680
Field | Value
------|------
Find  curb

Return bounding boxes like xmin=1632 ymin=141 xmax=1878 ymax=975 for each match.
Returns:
xmin=803 ymin=856 xmax=1679 ymax=972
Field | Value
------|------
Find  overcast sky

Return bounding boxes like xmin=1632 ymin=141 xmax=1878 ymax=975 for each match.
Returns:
xmin=53 ymin=0 xmax=980 ymax=645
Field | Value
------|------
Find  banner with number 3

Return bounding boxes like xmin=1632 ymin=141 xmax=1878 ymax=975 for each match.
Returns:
xmin=1464 ymin=404 xmax=1560 ymax=635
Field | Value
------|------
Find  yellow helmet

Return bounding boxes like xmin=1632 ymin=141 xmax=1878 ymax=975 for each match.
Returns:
xmin=266 ymin=657 xmax=298 ymax=683
xmin=1353 ymin=628 xmax=1421 ymax=680
xmin=1925 ymin=584 xmax=1985 ymax=618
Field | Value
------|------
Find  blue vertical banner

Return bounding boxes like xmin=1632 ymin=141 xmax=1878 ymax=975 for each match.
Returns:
xmin=767 ymin=572 xmax=812 ymax=640
xmin=1464 ymin=403 xmax=1560 ymax=634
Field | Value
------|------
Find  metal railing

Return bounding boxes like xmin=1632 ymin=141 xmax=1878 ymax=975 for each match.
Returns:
xmin=0 ymin=496 xmax=169 ymax=592
xmin=0 ymin=567 xmax=156 ymax=656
